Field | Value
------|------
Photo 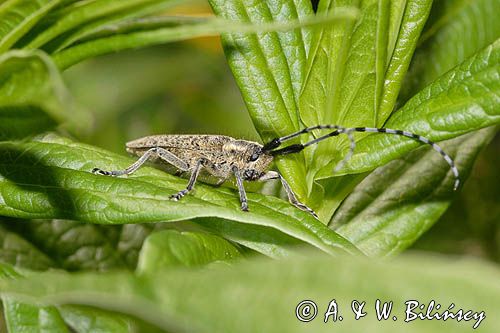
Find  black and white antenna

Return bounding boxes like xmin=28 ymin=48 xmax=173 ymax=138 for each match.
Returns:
xmin=262 ymin=125 xmax=460 ymax=190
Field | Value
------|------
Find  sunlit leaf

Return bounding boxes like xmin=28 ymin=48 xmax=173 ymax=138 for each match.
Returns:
xmin=328 ymin=0 xmax=500 ymax=254
xmin=21 ymin=0 xmax=180 ymax=49
xmin=377 ymin=0 xmax=433 ymax=123
xmin=52 ymin=9 xmax=359 ymax=71
xmin=318 ymin=39 xmax=500 ymax=178
xmin=332 ymin=128 xmax=497 ymax=256
xmin=0 ymin=0 xmax=61 ymax=53
xmin=0 ymin=134 xmax=360 ymax=257
xmin=209 ymin=0 xmax=358 ymax=199
xmin=400 ymin=0 xmax=500 ymax=103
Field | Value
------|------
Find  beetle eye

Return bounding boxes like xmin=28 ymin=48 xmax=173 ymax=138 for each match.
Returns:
xmin=249 ymin=153 xmax=259 ymax=162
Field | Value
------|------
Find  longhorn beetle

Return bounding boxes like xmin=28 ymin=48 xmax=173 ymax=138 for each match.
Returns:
xmin=92 ymin=125 xmax=460 ymax=218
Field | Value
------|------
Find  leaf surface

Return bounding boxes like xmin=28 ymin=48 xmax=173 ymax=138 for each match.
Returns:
xmin=328 ymin=0 xmax=500 ymax=254
xmin=0 ymin=50 xmax=90 ymax=140
xmin=332 ymin=128 xmax=497 ymax=256
xmin=1 ymin=254 xmax=499 ymax=332
xmin=0 ymin=0 xmax=61 ymax=53
xmin=209 ymin=0 xmax=358 ymax=199
xmin=318 ymin=39 xmax=500 ymax=178
xmin=137 ymin=230 xmax=243 ymax=273
xmin=0 ymin=263 xmax=139 ymax=333
xmin=0 ymin=134 xmax=359 ymax=257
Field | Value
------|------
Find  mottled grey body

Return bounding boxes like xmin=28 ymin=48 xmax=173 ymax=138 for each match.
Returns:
xmin=125 ymin=135 xmax=274 ymax=181
xmin=93 ymin=133 xmax=316 ymax=217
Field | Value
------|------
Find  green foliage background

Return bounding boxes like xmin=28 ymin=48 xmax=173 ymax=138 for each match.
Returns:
xmin=0 ymin=0 xmax=498 ymax=332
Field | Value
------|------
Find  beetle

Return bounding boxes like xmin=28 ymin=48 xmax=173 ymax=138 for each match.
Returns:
xmin=93 ymin=125 xmax=460 ymax=218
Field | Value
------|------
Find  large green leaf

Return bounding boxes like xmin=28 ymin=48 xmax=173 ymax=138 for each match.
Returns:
xmin=0 ymin=133 xmax=359 ymax=257
xmin=21 ymin=0 xmax=178 ymax=50
xmin=2 ymin=219 xmax=128 ymax=271
xmin=210 ymin=0 xmax=314 ymax=132
xmin=300 ymin=0 xmax=394 ymax=146
xmin=0 ymin=218 xmax=150 ymax=331
xmin=3 ymin=297 xmax=70 ymax=333
xmin=137 ymin=230 xmax=243 ymax=273
xmin=209 ymin=1 xmax=358 ymax=200
xmin=51 ymin=7 xmax=358 ymax=74
xmin=300 ymin=0 xmax=431 ymax=176
xmin=298 ymin=0 xmax=395 ymax=220
xmin=328 ymin=0 xmax=500 ymax=254
xmin=0 ymin=263 xmax=143 ymax=333
xmin=45 ymin=1 xmax=186 ymax=53
xmin=0 ymin=0 xmax=61 ymax=53
xmin=317 ymin=39 xmax=500 ymax=178
xmin=1 ymin=254 xmax=499 ymax=332
xmin=0 ymin=223 xmax=55 ymax=270
xmin=0 ymin=50 xmax=90 ymax=140
xmin=266 ymin=1 xmax=432 ymax=223
xmin=376 ymin=0 xmax=433 ymax=123
xmin=400 ymin=0 xmax=500 ymax=103
xmin=332 ymin=127 xmax=497 ymax=256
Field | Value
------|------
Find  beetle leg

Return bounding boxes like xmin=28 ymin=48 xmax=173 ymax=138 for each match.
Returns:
xmin=214 ymin=178 xmax=227 ymax=187
xmin=232 ymin=166 xmax=248 ymax=211
xmin=92 ymin=147 xmax=189 ymax=176
xmin=170 ymin=158 xmax=205 ymax=201
xmin=156 ymin=148 xmax=189 ymax=171
xmin=259 ymin=171 xmax=318 ymax=218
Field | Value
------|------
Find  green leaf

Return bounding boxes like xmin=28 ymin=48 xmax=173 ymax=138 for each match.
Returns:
xmin=0 ymin=263 xmax=140 ymax=333
xmin=45 ymin=1 xmax=185 ymax=53
xmin=300 ymin=0 xmax=431 ymax=169
xmin=332 ymin=127 xmax=497 ymax=256
xmin=3 ymin=299 xmax=144 ymax=333
xmin=298 ymin=0 xmax=393 ymax=216
xmin=0 ymin=50 xmax=90 ymax=140
xmin=328 ymin=0 xmax=500 ymax=255
xmin=4 ymin=219 xmax=128 ymax=271
xmin=3 ymin=298 xmax=70 ymax=333
xmin=0 ymin=133 xmax=359 ymax=257
xmin=57 ymin=305 xmax=138 ymax=333
xmin=210 ymin=0 xmax=314 ymax=133
xmin=53 ymin=16 xmax=220 ymax=54
xmin=296 ymin=1 xmax=432 ymax=221
xmin=195 ymin=217 xmax=304 ymax=259
xmin=0 ymin=223 xmax=55 ymax=270
xmin=0 ymin=0 xmax=61 ymax=53
xmin=300 ymin=0 xmax=390 ymax=134
xmin=21 ymin=0 xmax=179 ymax=50
xmin=137 ymin=230 xmax=242 ymax=273
xmin=400 ymin=0 xmax=500 ymax=103
xmin=51 ymin=7 xmax=358 ymax=77
xmin=1 ymin=253 xmax=499 ymax=332
xmin=318 ymin=39 xmax=500 ymax=178
xmin=377 ymin=0 xmax=433 ymax=123
xmin=209 ymin=1 xmax=358 ymax=200
xmin=0 ymin=264 xmax=64 ymax=333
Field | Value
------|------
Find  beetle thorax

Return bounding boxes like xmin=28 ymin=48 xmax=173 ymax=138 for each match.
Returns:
xmin=222 ymin=140 xmax=273 ymax=180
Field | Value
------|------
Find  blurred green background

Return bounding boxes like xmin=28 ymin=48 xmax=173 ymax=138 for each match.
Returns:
xmin=61 ymin=5 xmax=499 ymax=263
